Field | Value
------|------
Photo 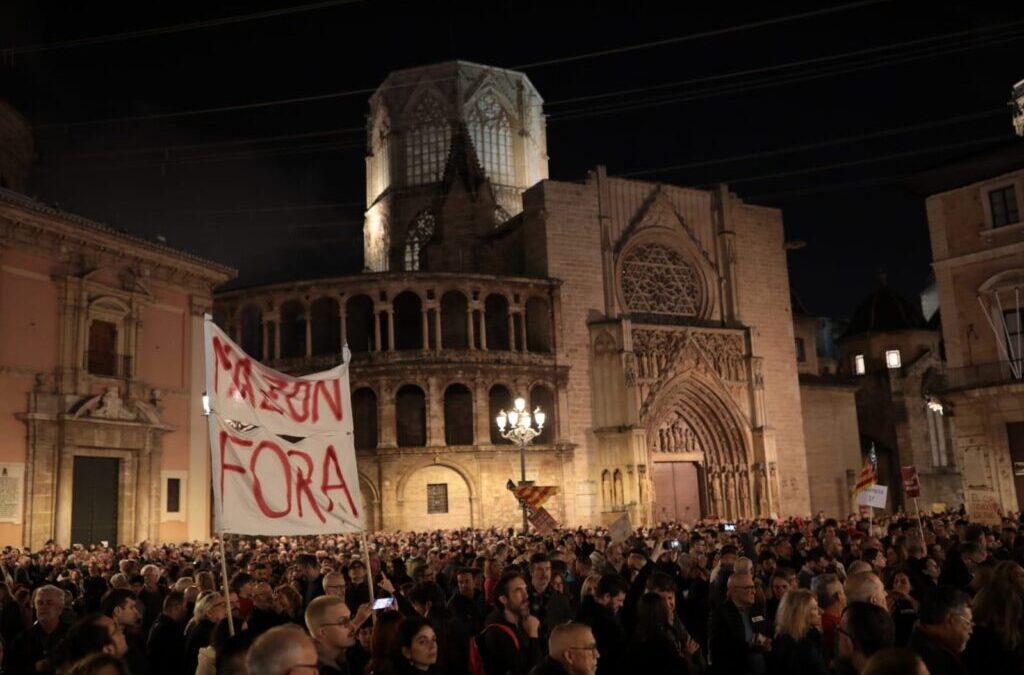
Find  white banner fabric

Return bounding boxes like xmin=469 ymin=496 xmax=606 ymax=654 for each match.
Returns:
xmin=204 ymin=318 xmax=364 ymax=534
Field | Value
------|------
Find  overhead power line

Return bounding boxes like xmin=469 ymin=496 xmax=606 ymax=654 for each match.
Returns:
xmin=2 ymin=0 xmax=365 ymax=56
xmin=508 ymin=0 xmax=895 ymax=69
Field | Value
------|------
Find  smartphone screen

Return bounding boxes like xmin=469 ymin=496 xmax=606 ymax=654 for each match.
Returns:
xmin=372 ymin=597 xmax=395 ymax=610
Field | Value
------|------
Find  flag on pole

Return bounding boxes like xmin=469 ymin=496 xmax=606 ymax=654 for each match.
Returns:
xmin=513 ymin=485 xmax=560 ymax=511
xmin=854 ymin=445 xmax=878 ymax=497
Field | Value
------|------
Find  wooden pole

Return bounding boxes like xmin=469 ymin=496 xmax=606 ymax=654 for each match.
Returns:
xmin=220 ymin=533 xmax=236 ymax=636
xmin=913 ymin=497 xmax=926 ymax=543
xmin=361 ymin=531 xmax=377 ymax=625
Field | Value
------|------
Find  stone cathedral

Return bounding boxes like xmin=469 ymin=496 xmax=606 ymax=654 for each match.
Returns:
xmin=214 ymin=61 xmax=817 ymax=529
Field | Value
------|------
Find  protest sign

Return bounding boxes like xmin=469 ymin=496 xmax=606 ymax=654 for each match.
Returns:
xmin=608 ymin=512 xmax=633 ymax=544
xmin=204 ymin=318 xmax=364 ymax=535
xmin=965 ymin=489 xmax=1002 ymax=526
xmin=528 ymin=507 xmax=558 ymax=535
xmin=900 ymin=466 xmax=921 ymax=498
xmin=855 ymin=484 xmax=888 ymax=509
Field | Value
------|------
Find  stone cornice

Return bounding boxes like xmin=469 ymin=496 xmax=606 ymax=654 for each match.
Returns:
xmin=0 ymin=193 xmax=235 ymax=291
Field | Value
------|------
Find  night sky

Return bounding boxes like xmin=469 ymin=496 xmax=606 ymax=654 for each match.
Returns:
xmin=2 ymin=1 xmax=1021 ymax=319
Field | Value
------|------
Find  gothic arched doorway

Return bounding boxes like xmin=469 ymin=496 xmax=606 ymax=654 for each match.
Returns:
xmin=645 ymin=374 xmax=758 ymax=522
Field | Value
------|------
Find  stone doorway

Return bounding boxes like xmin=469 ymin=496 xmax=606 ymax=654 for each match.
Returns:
xmin=71 ymin=456 xmax=120 ymax=546
xmin=651 ymin=461 xmax=702 ymax=523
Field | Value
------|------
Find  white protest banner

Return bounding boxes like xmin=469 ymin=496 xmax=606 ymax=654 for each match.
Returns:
xmin=204 ymin=318 xmax=364 ymax=535
xmin=207 ymin=322 xmax=348 ymax=437
xmin=964 ymin=489 xmax=1002 ymax=526
xmin=855 ymin=484 xmax=888 ymax=509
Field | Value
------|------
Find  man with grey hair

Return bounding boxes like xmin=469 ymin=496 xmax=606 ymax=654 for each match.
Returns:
xmin=811 ymin=573 xmax=845 ymax=658
xmin=531 ymin=622 xmax=600 ymax=675
xmin=844 ymin=570 xmax=886 ymax=607
xmin=7 ymin=585 xmax=69 ymax=674
xmin=246 ymin=624 xmax=319 ymax=675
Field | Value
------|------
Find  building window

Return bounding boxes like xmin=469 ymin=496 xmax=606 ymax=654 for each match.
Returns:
xmin=406 ymin=96 xmax=450 ymax=186
xmin=166 ymin=478 xmax=181 ymax=513
xmin=467 ymin=91 xmax=514 ymax=185
xmin=1005 ymin=309 xmax=1022 ymax=367
xmin=853 ymin=354 xmax=866 ymax=375
xmin=885 ymin=349 xmax=902 ymax=369
xmin=426 ymin=483 xmax=448 ymax=514
xmin=988 ymin=186 xmax=1020 ymax=228
xmin=795 ymin=337 xmax=806 ymax=362
xmin=404 ymin=212 xmax=435 ymax=271
xmin=87 ymin=320 xmax=119 ymax=376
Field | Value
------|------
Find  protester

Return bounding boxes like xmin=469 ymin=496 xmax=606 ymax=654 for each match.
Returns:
xmin=183 ymin=592 xmax=227 ymax=675
xmin=860 ymin=648 xmax=928 ymax=675
xmin=145 ymin=591 xmax=187 ymax=675
xmin=246 ymin=624 xmax=320 ymax=675
xmin=480 ymin=571 xmax=542 ymax=675
xmin=624 ymin=592 xmax=692 ymax=673
xmin=963 ymin=560 xmax=1024 ymax=675
xmin=708 ymin=572 xmax=768 ymax=675
xmin=529 ymin=622 xmax=600 ymax=675
xmin=835 ymin=602 xmax=895 ymax=675
xmin=388 ymin=616 xmax=439 ymax=675
xmin=769 ymin=588 xmax=828 ymax=675
xmin=907 ymin=586 xmax=972 ymax=675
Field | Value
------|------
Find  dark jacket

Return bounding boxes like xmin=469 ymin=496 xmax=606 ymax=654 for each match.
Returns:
xmin=305 ymin=574 xmax=327 ymax=609
xmin=183 ymin=618 xmax=216 ymax=675
xmin=768 ymin=631 xmax=829 ymax=675
xmin=707 ymin=601 xmax=766 ymax=675
xmin=907 ymin=626 xmax=968 ymax=675
xmin=247 ymin=606 xmax=285 ymax=637
xmin=528 ymin=656 xmax=570 ymax=675
xmin=480 ymin=609 xmax=542 ymax=675
xmin=146 ymin=613 xmax=186 ymax=675
xmin=575 ymin=596 xmax=625 ymax=675
xmin=448 ymin=590 xmax=486 ymax=634
xmin=624 ymin=627 xmax=691 ymax=675
xmin=528 ymin=584 xmax=573 ymax=646
xmin=5 ymin=620 xmax=70 ymax=675
xmin=963 ymin=624 xmax=1024 ymax=675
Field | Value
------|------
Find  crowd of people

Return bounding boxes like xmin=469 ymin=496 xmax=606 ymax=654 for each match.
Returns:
xmin=0 ymin=508 xmax=1021 ymax=675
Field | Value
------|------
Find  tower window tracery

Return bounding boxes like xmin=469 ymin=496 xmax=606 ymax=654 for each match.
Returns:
xmin=404 ymin=212 xmax=436 ymax=271
xmin=406 ymin=96 xmax=450 ymax=185
xmin=467 ymin=91 xmax=513 ymax=186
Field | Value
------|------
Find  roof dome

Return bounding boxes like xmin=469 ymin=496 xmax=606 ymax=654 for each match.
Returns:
xmin=842 ymin=274 xmax=927 ymax=338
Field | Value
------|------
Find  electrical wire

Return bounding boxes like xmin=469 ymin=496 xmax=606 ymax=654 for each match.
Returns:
xmin=2 ymin=0 xmax=365 ymax=56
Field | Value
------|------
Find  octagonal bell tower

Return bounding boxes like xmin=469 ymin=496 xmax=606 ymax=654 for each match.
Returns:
xmin=363 ymin=61 xmax=548 ymax=272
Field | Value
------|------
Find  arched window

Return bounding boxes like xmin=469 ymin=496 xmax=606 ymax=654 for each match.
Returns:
xmin=395 ymin=385 xmax=427 ymax=447
xmin=525 ymin=297 xmax=551 ymax=352
xmin=404 ymin=212 xmax=435 ymax=272
xmin=406 ymin=96 xmax=450 ymax=186
xmin=392 ymin=291 xmax=423 ymax=351
xmin=440 ymin=291 xmax=468 ymax=349
xmin=488 ymin=385 xmax=513 ymax=444
xmin=346 ymin=295 xmax=375 ymax=354
xmin=239 ymin=305 xmax=263 ymax=358
xmin=279 ymin=300 xmax=305 ymax=359
xmin=444 ymin=384 xmax=474 ymax=446
xmin=484 ymin=294 xmax=510 ymax=351
xmin=467 ymin=91 xmax=513 ymax=185
xmin=529 ymin=385 xmax=555 ymax=445
xmin=352 ymin=388 xmax=378 ymax=450
xmin=87 ymin=320 xmax=119 ymax=376
xmin=310 ymin=297 xmax=341 ymax=357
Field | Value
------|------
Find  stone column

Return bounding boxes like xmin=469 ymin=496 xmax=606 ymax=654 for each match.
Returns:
xmin=378 ymin=379 xmax=396 ymax=447
xmin=136 ymin=443 xmax=152 ymax=543
xmin=478 ymin=309 xmax=488 ymax=350
xmin=421 ymin=308 xmax=430 ymax=352
xmin=517 ymin=311 xmax=527 ymax=351
xmin=273 ymin=320 xmax=281 ymax=359
xmin=374 ymin=309 xmax=383 ymax=353
xmin=386 ymin=307 xmax=395 ymax=352
xmin=339 ymin=310 xmax=347 ymax=353
xmin=305 ymin=312 xmax=312 ymax=358
xmin=427 ymin=376 xmax=444 ymax=447
xmin=507 ymin=313 xmax=515 ymax=351
xmin=474 ymin=378 xmax=491 ymax=445
xmin=433 ymin=306 xmax=442 ymax=351
xmin=466 ymin=308 xmax=476 ymax=350
xmin=262 ymin=320 xmax=270 ymax=361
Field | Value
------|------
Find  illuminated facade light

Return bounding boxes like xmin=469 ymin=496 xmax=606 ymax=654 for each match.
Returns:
xmin=885 ymin=349 xmax=902 ymax=369
xmin=854 ymin=354 xmax=866 ymax=375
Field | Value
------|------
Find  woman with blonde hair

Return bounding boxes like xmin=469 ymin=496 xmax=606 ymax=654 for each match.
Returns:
xmin=184 ymin=591 xmax=227 ymax=675
xmin=769 ymin=587 xmax=829 ymax=675
xmin=965 ymin=560 xmax=1024 ymax=675
xmin=196 ymin=570 xmax=216 ymax=593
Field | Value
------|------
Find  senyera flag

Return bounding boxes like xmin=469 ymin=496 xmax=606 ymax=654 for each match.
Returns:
xmin=203 ymin=317 xmax=364 ymax=535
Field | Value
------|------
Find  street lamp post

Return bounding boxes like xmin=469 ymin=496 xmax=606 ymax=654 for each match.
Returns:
xmin=496 ymin=396 xmax=545 ymax=534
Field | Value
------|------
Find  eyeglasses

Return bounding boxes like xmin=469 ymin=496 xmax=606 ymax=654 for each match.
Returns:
xmin=321 ymin=617 xmax=353 ymax=627
xmin=953 ymin=614 xmax=973 ymax=628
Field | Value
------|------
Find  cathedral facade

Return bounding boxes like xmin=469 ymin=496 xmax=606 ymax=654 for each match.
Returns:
xmin=215 ymin=61 xmax=816 ymax=529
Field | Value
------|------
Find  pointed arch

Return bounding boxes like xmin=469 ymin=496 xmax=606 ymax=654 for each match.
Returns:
xmin=465 ymin=86 xmax=514 ymax=185
xmin=405 ymin=91 xmax=450 ymax=186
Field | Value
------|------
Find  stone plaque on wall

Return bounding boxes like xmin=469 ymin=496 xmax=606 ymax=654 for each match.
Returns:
xmin=0 ymin=464 xmax=24 ymax=524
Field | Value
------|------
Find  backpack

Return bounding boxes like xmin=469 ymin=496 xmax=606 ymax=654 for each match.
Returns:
xmin=467 ymin=623 xmax=520 ymax=675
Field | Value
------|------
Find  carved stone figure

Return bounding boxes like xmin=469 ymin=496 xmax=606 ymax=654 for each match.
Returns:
xmin=91 ymin=387 xmax=137 ymax=421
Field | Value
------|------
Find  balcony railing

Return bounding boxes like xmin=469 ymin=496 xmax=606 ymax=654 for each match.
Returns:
xmin=933 ymin=359 xmax=1023 ymax=392
xmin=86 ymin=351 xmax=132 ymax=378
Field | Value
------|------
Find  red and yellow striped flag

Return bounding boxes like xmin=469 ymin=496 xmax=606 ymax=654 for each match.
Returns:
xmin=513 ymin=485 xmax=560 ymax=511
xmin=854 ymin=459 xmax=877 ymax=497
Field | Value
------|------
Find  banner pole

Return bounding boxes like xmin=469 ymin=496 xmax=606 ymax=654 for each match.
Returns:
xmin=360 ymin=530 xmax=377 ymax=625
xmin=219 ymin=532 xmax=236 ymax=636
xmin=913 ymin=497 xmax=926 ymax=542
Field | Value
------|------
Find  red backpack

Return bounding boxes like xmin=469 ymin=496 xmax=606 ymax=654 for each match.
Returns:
xmin=467 ymin=623 xmax=520 ymax=675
